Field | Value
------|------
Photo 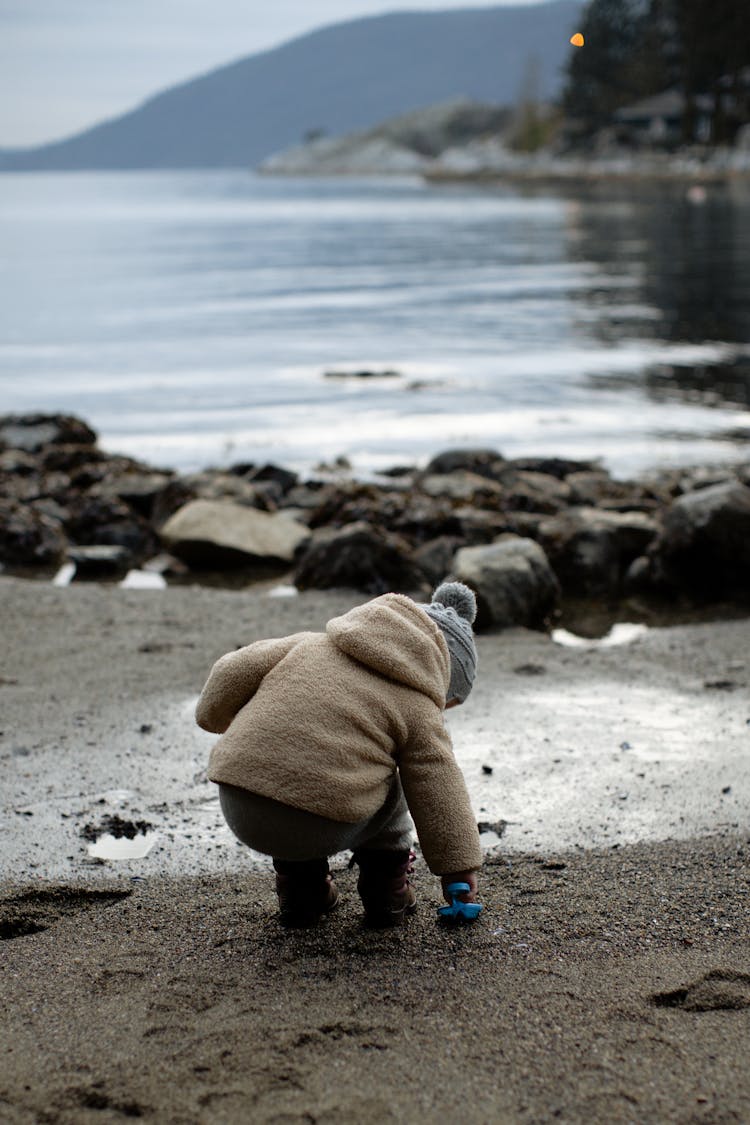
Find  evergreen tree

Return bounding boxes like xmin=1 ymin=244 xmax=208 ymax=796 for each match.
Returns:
xmin=563 ymin=0 xmax=750 ymax=143
xmin=656 ymin=0 xmax=750 ymax=142
xmin=563 ymin=0 xmax=659 ymax=131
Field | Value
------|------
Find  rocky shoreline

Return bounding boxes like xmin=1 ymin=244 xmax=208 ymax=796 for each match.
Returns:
xmin=2 ymin=412 xmax=749 ymax=630
xmin=256 ymin=97 xmax=750 ymax=184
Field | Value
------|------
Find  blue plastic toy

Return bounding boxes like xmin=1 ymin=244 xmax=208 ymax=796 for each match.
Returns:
xmin=438 ymin=882 xmax=483 ymax=922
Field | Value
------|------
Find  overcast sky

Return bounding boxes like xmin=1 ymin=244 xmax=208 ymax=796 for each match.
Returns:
xmin=2 ymin=0 xmax=549 ymax=147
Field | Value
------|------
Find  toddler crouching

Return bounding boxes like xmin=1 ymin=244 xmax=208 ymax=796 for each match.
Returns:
xmin=196 ymin=581 xmax=482 ymax=927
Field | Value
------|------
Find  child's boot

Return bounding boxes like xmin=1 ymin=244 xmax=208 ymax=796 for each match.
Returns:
xmin=272 ymin=858 xmax=339 ymax=927
xmin=353 ymin=848 xmax=417 ymax=927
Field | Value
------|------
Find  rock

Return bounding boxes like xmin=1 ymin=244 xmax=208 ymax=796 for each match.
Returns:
xmin=413 ymin=536 xmax=464 ymax=585
xmin=424 ymin=448 xmax=504 ymax=479
xmin=36 ymin=472 xmax=75 ymax=505
xmin=65 ymin=495 xmax=158 ymax=558
xmin=244 ymin=463 xmax=299 ymax=495
xmin=0 ymin=500 xmax=66 ymax=566
xmin=565 ymin=470 xmax=647 ymax=509
xmin=148 ymin=479 xmax=197 ymax=527
xmin=380 ymin=464 xmax=416 ymax=479
xmin=676 ymin=466 xmax=740 ymax=493
xmin=648 ymin=479 xmax=750 ymax=596
xmin=496 ymin=468 xmax=571 ymax=514
xmin=509 ymin=456 xmax=598 ymax=480
xmin=181 ymin=471 xmax=277 ymax=511
xmin=538 ymin=508 xmax=659 ymax=595
xmin=453 ymin=536 xmax=560 ymax=630
xmin=418 ymin=471 xmax=504 ymax=504
xmin=324 ymin=368 xmax=401 ymax=379
xmin=307 ymin=482 xmax=392 ymax=529
xmin=40 ymin=444 xmax=106 ymax=473
xmin=283 ymin=482 xmax=327 ymax=511
xmin=86 ymin=469 xmax=176 ymax=519
xmin=0 ymin=449 xmax=40 ymax=477
xmin=294 ymin=521 xmax=424 ymax=594
xmin=31 ymin=497 xmax=69 ymax=525
xmin=247 ymin=480 xmax=286 ymax=508
xmin=453 ymin=508 xmax=511 ymax=543
xmin=307 ymin=483 xmax=462 ymax=545
xmin=391 ymin=496 xmax=464 ymax=543
xmin=504 ymin=511 xmax=546 ymax=539
xmin=0 ymin=413 xmax=97 ymax=453
xmin=160 ymin=499 xmax=310 ymax=568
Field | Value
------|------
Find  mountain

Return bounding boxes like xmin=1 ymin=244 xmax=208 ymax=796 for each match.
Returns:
xmin=0 ymin=2 xmax=584 ymax=172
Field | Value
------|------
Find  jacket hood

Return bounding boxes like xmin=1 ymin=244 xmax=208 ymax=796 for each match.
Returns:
xmin=326 ymin=593 xmax=450 ymax=707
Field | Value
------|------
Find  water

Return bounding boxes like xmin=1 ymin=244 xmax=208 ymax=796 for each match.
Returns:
xmin=1 ymin=170 xmax=749 ymax=478
xmin=87 ymin=830 xmax=158 ymax=860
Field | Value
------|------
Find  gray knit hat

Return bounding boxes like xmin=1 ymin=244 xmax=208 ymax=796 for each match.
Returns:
xmin=422 ymin=581 xmax=478 ymax=704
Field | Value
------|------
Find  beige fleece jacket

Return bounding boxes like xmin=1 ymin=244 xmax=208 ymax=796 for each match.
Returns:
xmin=196 ymin=593 xmax=482 ymax=875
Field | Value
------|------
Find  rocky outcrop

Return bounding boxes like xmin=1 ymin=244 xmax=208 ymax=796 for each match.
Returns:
xmin=259 ymin=99 xmax=512 ymax=177
xmin=0 ymin=416 xmax=317 ymax=580
xmin=1 ymin=414 xmax=748 ymax=624
xmin=261 ymin=135 xmax=432 ymax=176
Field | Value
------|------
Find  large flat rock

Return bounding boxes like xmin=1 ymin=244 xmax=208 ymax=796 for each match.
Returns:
xmin=160 ymin=498 xmax=309 ymax=567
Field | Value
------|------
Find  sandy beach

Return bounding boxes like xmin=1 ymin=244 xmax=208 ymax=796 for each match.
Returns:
xmin=1 ymin=576 xmax=749 ymax=1123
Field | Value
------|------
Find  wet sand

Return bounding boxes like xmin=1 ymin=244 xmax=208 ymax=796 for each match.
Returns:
xmin=1 ymin=577 xmax=749 ymax=1123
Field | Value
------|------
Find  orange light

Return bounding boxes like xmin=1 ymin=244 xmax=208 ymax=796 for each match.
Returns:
xmin=570 ymin=32 xmax=585 ymax=47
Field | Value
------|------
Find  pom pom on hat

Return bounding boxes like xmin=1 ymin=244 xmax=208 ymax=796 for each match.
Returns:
xmin=431 ymin=581 xmax=477 ymax=625
xmin=422 ymin=581 xmax=478 ymax=704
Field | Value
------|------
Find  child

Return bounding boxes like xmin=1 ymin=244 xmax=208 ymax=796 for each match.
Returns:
xmin=196 ymin=581 xmax=482 ymax=927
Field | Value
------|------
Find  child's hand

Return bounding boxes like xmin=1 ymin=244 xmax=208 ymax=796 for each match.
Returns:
xmin=441 ymin=871 xmax=478 ymax=904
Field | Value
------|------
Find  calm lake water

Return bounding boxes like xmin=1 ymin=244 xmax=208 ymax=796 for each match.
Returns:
xmin=1 ymin=171 xmax=749 ymax=477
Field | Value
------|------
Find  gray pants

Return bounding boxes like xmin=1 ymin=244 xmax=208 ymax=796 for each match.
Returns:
xmin=218 ymin=775 xmax=413 ymax=861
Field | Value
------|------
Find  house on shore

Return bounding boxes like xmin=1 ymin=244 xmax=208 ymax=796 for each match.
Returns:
xmin=614 ymin=70 xmax=750 ymax=148
xmin=613 ymin=90 xmax=713 ymax=147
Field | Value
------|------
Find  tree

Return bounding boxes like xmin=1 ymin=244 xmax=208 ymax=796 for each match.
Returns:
xmin=654 ymin=0 xmax=750 ymax=142
xmin=563 ymin=0 xmax=661 ymax=132
xmin=563 ymin=0 xmax=750 ymax=144
xmin=510 ymin=55 xmax=559 ymax=152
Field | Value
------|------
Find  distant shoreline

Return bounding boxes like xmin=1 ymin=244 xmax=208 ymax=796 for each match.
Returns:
xmin=422 ymin=155 xmax=750 ymax=187
xmin=424 ymin=165 xmax=750 ymax=187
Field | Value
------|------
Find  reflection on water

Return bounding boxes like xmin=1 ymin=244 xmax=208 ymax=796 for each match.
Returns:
xmin=552 ymin=623 xmax=649 ymax=649
xmin=87 ymin=831 xmax=158 ymax=860
xmin=589 ymin=357 xmax=750 ymax=410
xmin=562 ymin=180 xmax=750 ymax=409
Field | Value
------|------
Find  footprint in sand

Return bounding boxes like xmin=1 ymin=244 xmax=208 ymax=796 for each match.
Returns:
xmin=652 ymin=969 xmax=750 ymax=1012
xmin=66 ymin=1085 xmax=146 ymax=1118
xmin=0 ymin=886 xmax=131 ymax=940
